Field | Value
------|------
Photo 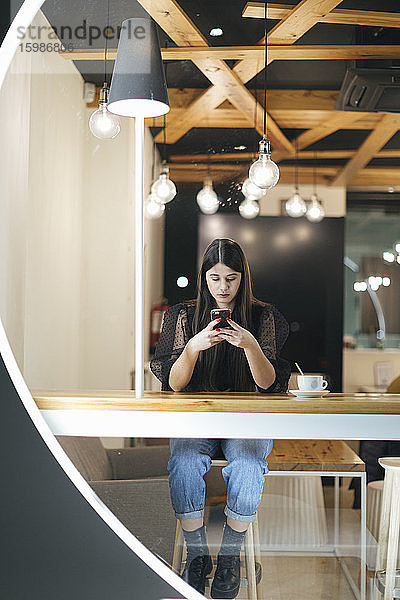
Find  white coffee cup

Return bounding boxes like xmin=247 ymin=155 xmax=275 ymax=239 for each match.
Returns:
xmin=297 ymin=375 xmax=328 ymax=391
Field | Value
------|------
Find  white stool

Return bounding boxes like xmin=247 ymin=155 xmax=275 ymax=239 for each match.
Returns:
xmin=368 ymin=480 xmax=384 ymax=541
xmin=374 ymin=458 xmax=400 ymax=599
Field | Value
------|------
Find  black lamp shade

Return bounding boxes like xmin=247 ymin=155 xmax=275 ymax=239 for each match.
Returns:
xmin=108 ymin=18 xmax=170 ymax=118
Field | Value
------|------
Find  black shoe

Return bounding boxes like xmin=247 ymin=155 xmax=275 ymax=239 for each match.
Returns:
xmin=182 ymin=554 xmax=213 ymax=595
xmin=210 ymin=554 xmax=240 ymax=599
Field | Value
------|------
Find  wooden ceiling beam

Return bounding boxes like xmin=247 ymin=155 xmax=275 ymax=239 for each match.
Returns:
xmin=135 ymin=0 xmax=293 ymax=154
xmin=243 ymin=3 xmax=400 ymax=29
xmin=262 ymin=0 xmax=345 ymax=46
xmin=152 ymin=108 xmax=381 ymax=130
xmin=88 ymin=84 xmax=381 ymax=132
xmin=62 ymin=45 xmax=400 ymax=62
xmin=331 ymin=115 xmax=400 ymax=187
xmin=88 ymin=87 xmax=340 ymax=111
xmin=153 ymin=0 xmax=343 ymax=148
xmin=169 ymin=148 xmax=400 ymax=164
xmin=170 ymin=163 xmax=400 ymax=185
xmin=293 ymin=112 xmax=371 ymax=151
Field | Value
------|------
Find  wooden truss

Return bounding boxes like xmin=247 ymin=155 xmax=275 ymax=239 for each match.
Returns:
xmin=68 ymin=0 xmax=400 ymax=188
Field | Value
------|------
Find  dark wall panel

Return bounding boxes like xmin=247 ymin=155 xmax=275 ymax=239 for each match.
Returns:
xmin=198 ymin=214 xmax=344 ymax=391
xmin=164 ymin=190 xmax=199 ymax=305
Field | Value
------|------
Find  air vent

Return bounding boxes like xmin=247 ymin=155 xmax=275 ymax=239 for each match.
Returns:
xmin=335 ymin=68 xmax=400 ymax=113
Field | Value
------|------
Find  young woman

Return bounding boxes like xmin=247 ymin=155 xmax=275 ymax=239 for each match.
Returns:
xmin=151 ymin=238 xmax=290 ymax=598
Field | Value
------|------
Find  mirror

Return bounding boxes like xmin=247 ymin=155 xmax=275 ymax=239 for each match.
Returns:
xmin=2 ymin=1 xmax=400 ymax=598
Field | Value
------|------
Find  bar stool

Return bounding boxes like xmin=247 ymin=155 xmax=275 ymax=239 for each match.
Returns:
xmin=368 ymin=480 xmax=384 ymax=542
xmin=375 ymin=458 xmax=400 ymax=599
xmin=172 ymin=458 xmax=262 ymax=600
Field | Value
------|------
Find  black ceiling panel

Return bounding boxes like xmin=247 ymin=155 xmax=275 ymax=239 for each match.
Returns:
xmin=304 ymin=129 xmax=373 ymax=151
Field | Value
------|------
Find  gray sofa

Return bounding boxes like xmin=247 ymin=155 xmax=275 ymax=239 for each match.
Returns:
xmin=56 ymin=437 xmax=176 ymax=564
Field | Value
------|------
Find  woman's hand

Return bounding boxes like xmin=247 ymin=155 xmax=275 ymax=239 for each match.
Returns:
xmin=217 ymin=318 xmax=257 ymax=350
xmin=187 ymin=319 xmax=224 ymax=354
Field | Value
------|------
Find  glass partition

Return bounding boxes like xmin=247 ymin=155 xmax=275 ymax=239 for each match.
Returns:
xmin=2 ymin=2 xmax=400 ymax=600
xmin=344 ymin=207 xmax=400 ymax=350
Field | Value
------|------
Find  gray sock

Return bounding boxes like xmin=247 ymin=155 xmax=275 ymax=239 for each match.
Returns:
xmin=182 ymin=525 xmax=209 ymax=563
xmin=219 ymin=523 xmax=246 ymax=557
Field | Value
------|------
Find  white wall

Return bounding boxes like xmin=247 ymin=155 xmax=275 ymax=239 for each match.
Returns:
xmin=81 ymin=114 xmax=165 ymax=390
xmin=343 ymin=348 xmax=400 ymax=392
xmin=23 ymin=12 xmax=86 ymax=389
xmin=0 ymin=42 xmax=31 ymax=372
xmin=259 ymin=183 xmax=346 ymax=217
xmin=0 ymin=10 xmax=165 ymax=393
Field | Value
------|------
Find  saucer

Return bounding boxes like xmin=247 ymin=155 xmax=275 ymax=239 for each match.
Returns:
xmin=289 ymin=389 xmax=330 ymax=398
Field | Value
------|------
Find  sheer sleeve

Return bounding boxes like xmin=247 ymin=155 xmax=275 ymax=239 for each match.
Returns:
xmin=256 ymin=305 xmax=291 ymax=393
xmin=150 ymin=304 xmax=190 ymax=391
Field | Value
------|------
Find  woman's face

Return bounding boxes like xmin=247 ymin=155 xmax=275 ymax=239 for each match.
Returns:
xmin=205 ymin=262 xmax=242 ymax=309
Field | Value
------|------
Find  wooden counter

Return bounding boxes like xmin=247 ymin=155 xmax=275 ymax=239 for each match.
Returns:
xmin=33 ymin=390 xmax=400 ymax=440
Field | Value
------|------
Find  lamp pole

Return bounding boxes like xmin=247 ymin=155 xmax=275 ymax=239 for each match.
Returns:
xmin=135 ymin=117 xmax=145 ymax=399
xmin=107 ymin=17 xmax=170 ymax=399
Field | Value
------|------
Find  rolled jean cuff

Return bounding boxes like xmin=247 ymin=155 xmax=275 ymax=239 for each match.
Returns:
xmin=175 ymin=509 xmax=204 ymax=520
xmin=224 ymin=505 xmax=255 ymax=523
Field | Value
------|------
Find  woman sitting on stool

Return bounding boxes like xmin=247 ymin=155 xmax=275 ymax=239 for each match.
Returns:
xmin=151 ymin=238 xmax=290 ymax=598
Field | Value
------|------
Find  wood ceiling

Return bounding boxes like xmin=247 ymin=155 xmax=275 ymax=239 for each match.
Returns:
xmin=60 ymin=0 xmax=400 ymax=190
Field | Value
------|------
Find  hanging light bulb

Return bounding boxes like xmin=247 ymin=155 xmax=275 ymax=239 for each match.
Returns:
xmin=239 ymin=198 xmax=260 ymax=219
xmin=249 ymin=136 xmax=280 ymax=190
xmin=89 ymin=83 xmax=121 ymax=139
xmin=248 ymin=4 xmax=279 ymax=190
xmin=285 ymin=188 xmax=307 ymax=218
xmin=196 ymin=178 xmax=219 ymax=214
xmin=145 ymin=193 xmax=165 ymax=220
xmin=306 ymin=194 xmax=325 ymax=223
xmin=242 ymin=178 xmax=265 ymax=201
xmin=151 ymin=163 xmax=176 ymax=204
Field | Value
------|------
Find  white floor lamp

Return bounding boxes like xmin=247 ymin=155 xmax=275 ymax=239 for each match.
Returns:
xmin=107 ymin=17 xmax=170 ymax=398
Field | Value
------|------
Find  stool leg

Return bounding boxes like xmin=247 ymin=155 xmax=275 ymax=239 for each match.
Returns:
xmin=244 ymin=523 xmax=257 ymax=600
xmin=253 ymin=512 xmax=262 ymax=567
xmin=375 ymin=469 xmax=394 ymax=600
xmin=361 ymin=473 xmax=367 ymax=600
xmin=252 ymin=513 xmax=263 ymax=600
xmin=384 ymin=473 xmax=400 ymax=600
xmin=334 ymin=475 xmax=340 ymax=549
xmin=172 ymin=520 xmax=184 ymax=574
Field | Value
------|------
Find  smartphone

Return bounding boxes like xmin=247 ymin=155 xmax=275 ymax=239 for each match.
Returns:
xmin=210 ymin=308 xmax=232 ymax=329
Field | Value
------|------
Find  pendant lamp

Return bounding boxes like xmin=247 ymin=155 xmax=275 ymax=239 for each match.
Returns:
xmin=239 ymin=199 xmax=260 ymax=219
xmin=146 ymin=131 xmax=165 ymax=220
xmin=242 ymin=178 xmax=264 ymax=201
xmin=306 ymin=194 xmax=325 ymax=222
xmin=89 ymin=83 xmax=121 ymax=139
xmin=151 ymin=114 xmax=176 ymax=204
xmin=196 ymin=152 xmax=219 ymax=214
xmin=107 ymin=17 xmax=170 ymax=399
xmin=306 ymin=152 xmax=325 ymax=223
xmin=197 ymin=178 xmax=219 ymax=214
xmin=89 ymin=0 xmax=120 ymax=139
xmin=108 ymin=18 xmax=170 ymax=118
xmin=248 ymin=2 xmax=279 ymax=189
xmin=146 ymin=193 xmax=165 ymax=219
xmin=151 ymin=163 xmax=176 ymax=204
xmin=285 ymin=140 xmax=306 ymax=217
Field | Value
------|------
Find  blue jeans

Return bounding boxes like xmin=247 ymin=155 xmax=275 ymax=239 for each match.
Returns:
xmin=168 ymin=438 xmax=273 ymax=523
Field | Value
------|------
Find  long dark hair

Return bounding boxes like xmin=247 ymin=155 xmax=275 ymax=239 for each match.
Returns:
xmin=193 ymin=238 xmax=265 ymax=391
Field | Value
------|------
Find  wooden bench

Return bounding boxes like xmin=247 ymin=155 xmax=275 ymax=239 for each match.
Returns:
xmin=268 ymin=439 xmax=365 ymax=472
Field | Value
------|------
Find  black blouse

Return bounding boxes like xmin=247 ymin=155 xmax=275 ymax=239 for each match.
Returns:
xmin=150 ymin=301 xmax=290 ymax=393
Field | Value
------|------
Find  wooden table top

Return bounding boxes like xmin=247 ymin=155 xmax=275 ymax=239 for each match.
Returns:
xmin=33 ymin=390 xmax=400 ymax=415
